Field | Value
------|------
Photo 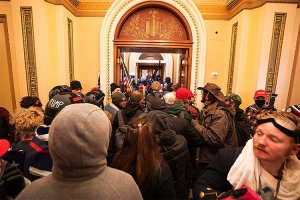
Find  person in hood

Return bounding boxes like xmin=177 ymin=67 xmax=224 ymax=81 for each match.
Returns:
xmin=16 ymin=104 xmax=142 ymax=200
xmin=25 ymin=92 xmax=84 ymax=181
xmin=245 ymin=89 xmax=274 ymax=130
xmin=192 ymin=83 xmax=238 ymax=177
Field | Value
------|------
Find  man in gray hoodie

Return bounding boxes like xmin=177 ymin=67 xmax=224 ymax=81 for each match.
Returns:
xmin=17 ymin=104 xmax=142 ymax=200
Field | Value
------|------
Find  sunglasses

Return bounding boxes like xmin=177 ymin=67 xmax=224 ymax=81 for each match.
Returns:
xmin=257 ymin=111 xmax=300 ymax=143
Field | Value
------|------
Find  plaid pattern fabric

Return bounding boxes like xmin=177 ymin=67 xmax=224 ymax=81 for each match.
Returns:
xmin=245 ymin=104 xmax=272 ymax=130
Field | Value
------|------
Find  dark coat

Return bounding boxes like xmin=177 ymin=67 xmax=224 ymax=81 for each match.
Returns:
xmin=235 ymin=108 xmax=253 ymax=146
xmin=141 ymin=162 xmax=176 ymax=200
xmin=192 ymin=147 xmax=242 ymax=200
xmin=170 ymin=116 xmax=202 ymax=169
xmin=193 ymin=102 xmax=238 ymax=163
xmin=159 ymin=133 xmax=190 ymax=200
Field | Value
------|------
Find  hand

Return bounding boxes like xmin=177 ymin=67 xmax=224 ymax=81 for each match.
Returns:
xmin=218 ymin=188 xmax=247 ymax=199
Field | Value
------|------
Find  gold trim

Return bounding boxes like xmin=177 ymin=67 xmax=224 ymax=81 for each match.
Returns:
xmin=227 ymin=22 xmax=238 ymax=95
xmin=20 ymin=7 xmax=39 ymax=97
xmin=68 ymin=18 xmax=74 ymax=82
xmin=265 ymin=13 xmax=286 ymax=93
xmin=286 ymin=23 xmax=300 ymax=107
xmin=44 ymin=0 xmax=299 ymax=19
xmin=0 ymin=14 xmax=16 ymax=110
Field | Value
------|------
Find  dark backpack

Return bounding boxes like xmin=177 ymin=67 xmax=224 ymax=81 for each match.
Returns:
xmin=115 ymin=111 xmax=147 ymax=150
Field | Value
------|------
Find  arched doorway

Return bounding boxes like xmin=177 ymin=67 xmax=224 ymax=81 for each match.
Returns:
xmin=114 ymin=1 xmax=192 ymax=92
xmin=100 ymin=0 xmax=206 ymax=102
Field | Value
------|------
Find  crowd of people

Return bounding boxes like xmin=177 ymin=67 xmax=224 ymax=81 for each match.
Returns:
xmin=0 ymin=79 xmax=299 ymax=200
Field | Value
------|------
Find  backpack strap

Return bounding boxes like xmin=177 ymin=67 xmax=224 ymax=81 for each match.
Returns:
xmin=117 ymin=111 xmax=125 ymax=127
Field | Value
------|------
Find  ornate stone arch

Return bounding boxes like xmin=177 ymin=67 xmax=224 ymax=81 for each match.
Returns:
xmin=100 ymin=0 xmax=206 ymax=101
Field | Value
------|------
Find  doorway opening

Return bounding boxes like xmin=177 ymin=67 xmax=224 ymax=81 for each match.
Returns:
xmin=115 ymin=47 xmax=191 ymax=92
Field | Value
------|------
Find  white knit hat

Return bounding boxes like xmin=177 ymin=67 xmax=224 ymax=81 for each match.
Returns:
xmin=163 ymin=92 xmax=176 ymax=105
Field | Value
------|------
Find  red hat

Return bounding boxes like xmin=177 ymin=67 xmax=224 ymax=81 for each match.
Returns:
xmin=0 ymin=139 xmax=10 ymax=157
xmin=188 ymin=90 xmax=196 ymax=98
xmin=176 ymin=87 xmax=190 ymax=100
xmin=254 ymin=90 xmax=268 ymax=98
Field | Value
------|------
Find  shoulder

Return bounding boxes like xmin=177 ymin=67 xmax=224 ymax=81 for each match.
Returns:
xmin=100 ymin=167 xmax=142 ymax=199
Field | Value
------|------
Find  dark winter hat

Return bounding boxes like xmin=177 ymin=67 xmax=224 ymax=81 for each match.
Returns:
xmin=145 ymin=110 xmax=173 ymax=134
xmin=110 ymin=83 xmax=120 ymax=93
xmin=49 ymin=85 xmax=72 ymax=100
xmin=70 ymin=80 xmax=82 ymax=90
xmin=44 ymin=92 xmax=84 ymax=125
xmin=197 ymin=83 xmax=225 ymax=102
xmin=112 ymin=92 xmax=126 ymax=106
xmin=85 ymin=90 xmax=105 ymax=107
xmin=145 ymin=110 xmax=176 ymax=145
xmin=147 ymin=96 xmax=167 ymax=111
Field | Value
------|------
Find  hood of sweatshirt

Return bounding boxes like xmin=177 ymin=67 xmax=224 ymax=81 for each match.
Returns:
xmin=49 ymin=103 xmax=112 ymax=180
xmin=123 ymin=101 xmax=143 ymax=118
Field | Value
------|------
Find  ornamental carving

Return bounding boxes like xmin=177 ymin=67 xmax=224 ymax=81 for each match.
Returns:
xmin=119 ymin=8 xmax=187 ymax=40
xmin=265 ymin=13 xmax=286 ymax=93
xmin=68 ymin=18 xmax=74 ymax=81
xmin=21 ymin=7 xmax=39 ymax=97
xmin=227 ymin=22 xmax=238 ymax=95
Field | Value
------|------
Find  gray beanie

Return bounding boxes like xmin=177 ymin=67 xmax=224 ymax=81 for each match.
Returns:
xmin=147 ymin=96 xmax=167 ymax=111
xmin=112 ymin=92 xmax=126 ymax=105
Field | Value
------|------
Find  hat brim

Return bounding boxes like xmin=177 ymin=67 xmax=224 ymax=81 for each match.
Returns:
xmin=197 ymin=86 xmax=204 ymax=90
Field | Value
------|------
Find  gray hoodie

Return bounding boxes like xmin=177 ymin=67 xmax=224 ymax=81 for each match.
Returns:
xmin=17 ymin=104 xmax=142 ymax=200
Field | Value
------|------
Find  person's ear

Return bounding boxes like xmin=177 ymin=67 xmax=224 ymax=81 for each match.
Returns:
xmin=290 ymin=143 xmax=300 ymax=156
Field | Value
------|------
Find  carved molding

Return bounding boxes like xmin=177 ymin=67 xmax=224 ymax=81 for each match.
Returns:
xmin=265 ymin=13 xmax=286 ymax=93
xmin=0 ymin=14 xmax=16 ymax=110
xmin=68 ymin=18 xmax=74 ymax=82
xmin=227 ymin=22 xmax=238 ymax=95
xmin=20 ymin=7 xmax=39 ymax=97
xmin=287 ymin=23 xmax=300 ymax=107
xmin=44 ymin=0 xmax=299 ymax=19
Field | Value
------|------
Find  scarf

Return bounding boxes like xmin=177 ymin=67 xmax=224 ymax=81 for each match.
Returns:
xmin=227 ymin=139 xmax=300 ymax=199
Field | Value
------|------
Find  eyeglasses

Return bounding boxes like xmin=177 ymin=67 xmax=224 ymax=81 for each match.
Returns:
xmin=257 ymin=111 xmax=300 ymax=143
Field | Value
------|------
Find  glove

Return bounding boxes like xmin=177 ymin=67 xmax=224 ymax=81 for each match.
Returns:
xmin=218 ymin=188 xmax=247 ymax=199
xmin=0 ymin=161 xmax=25 ymax=198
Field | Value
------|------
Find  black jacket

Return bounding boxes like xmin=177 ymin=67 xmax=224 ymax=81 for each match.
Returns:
xmin=141 ymin=161 xmax=177 ymax=200
xmin=235 ymin=108 xmax=253 ymax=147
xmin=193 ymin=147 xmax=243 ymax=199
xmin=159 ymin=131 xmax=191 ymax=199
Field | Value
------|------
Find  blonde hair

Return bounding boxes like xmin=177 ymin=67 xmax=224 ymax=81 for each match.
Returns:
xmin=15 ymin=107 xmax=44 ymax=139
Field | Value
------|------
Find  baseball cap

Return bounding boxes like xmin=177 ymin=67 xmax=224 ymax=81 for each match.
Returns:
xmin=254 ymin=90 xmax=268 ymax=98
xmin=44 ymin=92 xmax=84 ymax=125
xmin=176 ymin=87 xmax=190 ymax=100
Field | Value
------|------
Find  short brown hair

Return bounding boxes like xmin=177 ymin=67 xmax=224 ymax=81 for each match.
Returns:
xmin=130 ymin=90 xmax=143 ymax=103
xmin=15 ymin=107 xmax=44 ymax=139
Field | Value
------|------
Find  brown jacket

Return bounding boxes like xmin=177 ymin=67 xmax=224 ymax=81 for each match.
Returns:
xmin=192 ymin=102 xmax=238 ymax=163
